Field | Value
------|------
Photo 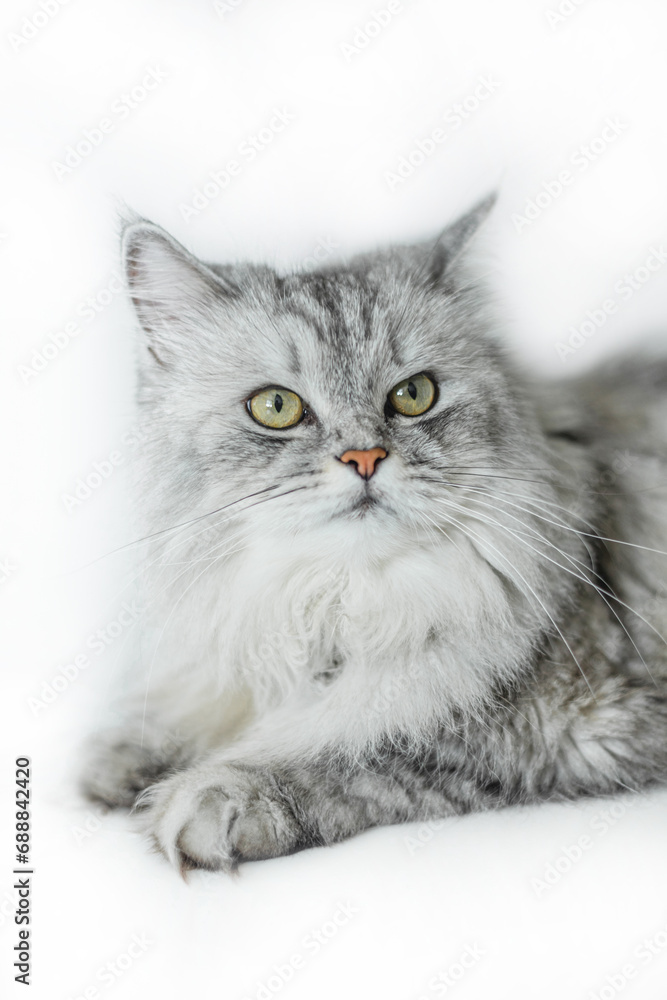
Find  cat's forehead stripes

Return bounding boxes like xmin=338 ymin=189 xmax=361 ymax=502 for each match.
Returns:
xmin=277 ymin=271 xmax=404 ymax=369
xmin=285 ymin=339 xmax=302 ymax=376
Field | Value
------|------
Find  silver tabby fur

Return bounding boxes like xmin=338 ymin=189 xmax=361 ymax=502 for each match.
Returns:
xmin=82 ymin=197 xmax=667 ymax=872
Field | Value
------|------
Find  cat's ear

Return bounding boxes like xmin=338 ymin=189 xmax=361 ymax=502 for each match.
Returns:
xmin=420 ymin=193 xmax=496 ymax=286
xmin=122 ymin=219 xmax=235 ymax=367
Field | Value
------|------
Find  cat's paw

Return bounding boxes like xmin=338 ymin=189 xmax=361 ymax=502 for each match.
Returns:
xmin=142 ymin=763 xmax=306 ymax=872
xmin=81 ymin=730 xmax=189 ymax=809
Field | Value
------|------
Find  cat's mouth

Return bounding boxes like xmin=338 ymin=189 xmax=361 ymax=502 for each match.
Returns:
xmin=351 ymin=494 xmax=380 ymax=513
xmin=342 ymin=487 xmax=390 ymax=519
xmin=327 ymin=492 xmax=387 ymax=524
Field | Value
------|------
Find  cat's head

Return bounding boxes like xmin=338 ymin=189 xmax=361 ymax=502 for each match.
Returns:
xmin=122 ymin=197 xmax=545 ymax=563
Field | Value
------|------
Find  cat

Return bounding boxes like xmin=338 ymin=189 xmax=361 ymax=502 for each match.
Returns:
xmin=82 ymin=195 xmax=667 ymax=873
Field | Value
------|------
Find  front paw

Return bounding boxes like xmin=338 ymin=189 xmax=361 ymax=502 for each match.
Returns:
xmin=142 ymin=763 xmax=307 ymax=872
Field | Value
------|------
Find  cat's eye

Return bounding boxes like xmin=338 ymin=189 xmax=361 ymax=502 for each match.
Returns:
xmin=248 ymin=387 xmax=304 ymax=429
xmin=388 ymin=373 xmax=436 ymax=417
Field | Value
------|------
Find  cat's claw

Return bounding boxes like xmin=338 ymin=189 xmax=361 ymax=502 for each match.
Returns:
xmin=141 ymin=764 xmax=305 ymax=872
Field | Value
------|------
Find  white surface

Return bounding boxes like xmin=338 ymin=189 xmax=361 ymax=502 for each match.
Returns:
xmin=3 ymin=1 xmax=667 ymax=998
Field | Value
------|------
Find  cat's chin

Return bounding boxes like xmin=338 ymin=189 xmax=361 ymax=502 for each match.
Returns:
xmin=328 ymin=501 xmax=401 ymax=538
xmin=330 ymin=484 xmax=396 ymax=522
xmin=344 ymin=494 xmax=384 ymax=517
xmin=324 ymin=501 xmax=414 ymax=560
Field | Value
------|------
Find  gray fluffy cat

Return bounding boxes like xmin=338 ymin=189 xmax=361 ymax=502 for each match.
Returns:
xmin=83 ymin=196 xmax=667 ymax=873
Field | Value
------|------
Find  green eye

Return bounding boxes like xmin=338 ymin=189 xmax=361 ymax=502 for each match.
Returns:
xmin=248 ymin=387 xmax=304 ymax=429
xmin=388 ymin=373 xmax=436 ymax=416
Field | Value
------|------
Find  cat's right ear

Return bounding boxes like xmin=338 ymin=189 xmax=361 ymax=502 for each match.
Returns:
xmin=122 ymin=220 xmax=235 ymax=368
xmin=419 ymin=193 xmax=497 ymax=287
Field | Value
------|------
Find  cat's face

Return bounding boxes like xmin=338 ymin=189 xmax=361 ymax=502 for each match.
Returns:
xmin=124 ymin=199 xmax=539 ymax=560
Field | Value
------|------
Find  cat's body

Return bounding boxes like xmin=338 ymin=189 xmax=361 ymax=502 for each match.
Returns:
xmin=83 ymin=199 xmax=667 ymax=871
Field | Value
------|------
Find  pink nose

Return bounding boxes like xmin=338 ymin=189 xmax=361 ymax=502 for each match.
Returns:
xmin=338 ymin=447 xmax=387 ymax=480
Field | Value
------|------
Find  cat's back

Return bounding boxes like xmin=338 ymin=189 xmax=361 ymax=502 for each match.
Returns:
xmin=576 ymin=349 xmax=667 ymax=453
xmin=532 ymin=345 xmax=667 ymax=456
xmin=533 ymin=346 xmax=667 ymax=661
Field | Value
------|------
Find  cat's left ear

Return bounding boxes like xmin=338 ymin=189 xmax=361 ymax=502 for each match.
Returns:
xmin=121 ymin=219 xmax=236 ymax=367
xmin=421 ymin=192 xmax=496 ymax=285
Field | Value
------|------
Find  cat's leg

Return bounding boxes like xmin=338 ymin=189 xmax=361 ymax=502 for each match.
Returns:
xmin=502 ymin=663 xmax=667 ymax=801
xmin=142 ymin=747 xmax=461 ymax=871
xmin=81 ymin=717 xmax=194 ymax=809
xmin=141 ymin=667 xmax=667 ymax=872
xmin=81 ymin=687 xmax=253 ymax=809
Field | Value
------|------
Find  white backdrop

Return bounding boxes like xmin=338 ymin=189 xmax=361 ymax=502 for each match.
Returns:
xmin=3 ymin=1 xmax=667 ymax=998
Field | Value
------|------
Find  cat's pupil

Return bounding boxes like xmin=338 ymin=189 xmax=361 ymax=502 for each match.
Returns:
xmin=274 ymin=393 xmax=283 ymax=412
xmin=408 ymin=382 xmax=417 ymax=400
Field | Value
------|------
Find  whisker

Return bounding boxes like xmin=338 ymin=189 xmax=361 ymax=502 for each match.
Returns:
xmin=139 ymin=533 xmax=253 ymax=746
xmin=436 ymin=471 xmax=557 ymax=486
xmin=411 ymin=507 xmax=469 ymax=562
xmin=419 ymin=473 xmax=667 ymax=558
xmin=67 ymin=482 xmax=287 ymax=572
xmin=437 ymin=483 xmax=607 ymax=581
xmin=426 ymin=496 xmax=597 ymax=697
xmin=450 ymin=480 xmax=605 ymax=544
xmin=68 ymin=484 xmax=313 ymax=626
xmin=101 ymin=523 xmax=253 ymax=709
xmin=429 ymin=492 xmax=667 ymax=673
xmin=138 ymin=483 xmax=312 ymax=623
xmin=439 ymin=488 xmax=661 ymax=685
xmin=137 ymin=484 xmax=311 ymax=744
xmin=442 ymin=466 xmax=557 ymax=474
xmin=422 ymin=466 xmax=667 ymax=498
